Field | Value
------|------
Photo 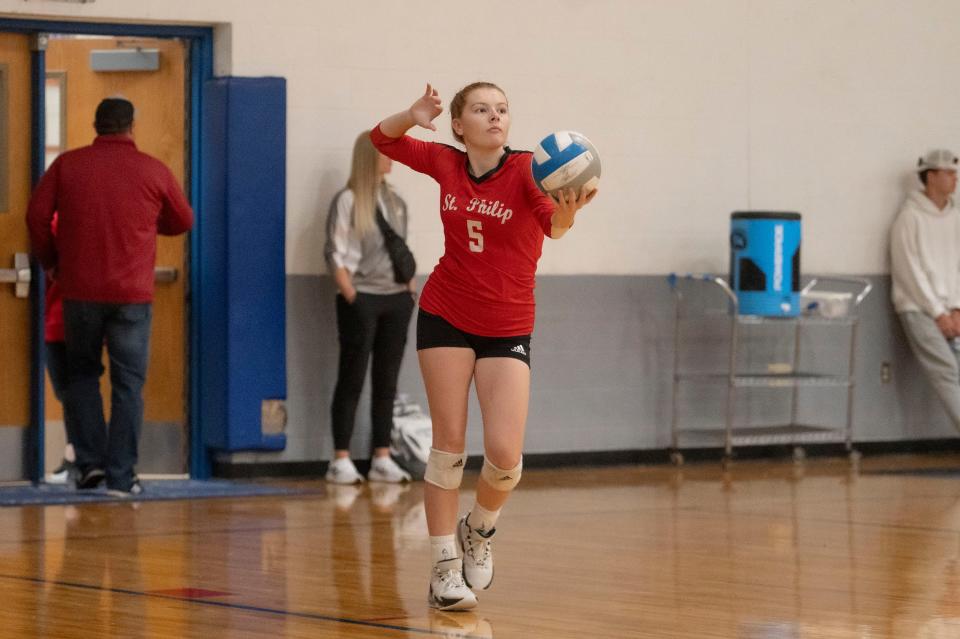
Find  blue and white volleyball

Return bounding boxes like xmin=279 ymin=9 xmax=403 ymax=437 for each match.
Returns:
xmin=531 ymin=131 xmax=601 ymax=195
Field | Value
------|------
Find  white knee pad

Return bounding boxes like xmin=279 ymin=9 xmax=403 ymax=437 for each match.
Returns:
xmin=424 ymin=448 xmax=466 ymax=490
xmin=481 ymin=456 xmax=522 ymax=491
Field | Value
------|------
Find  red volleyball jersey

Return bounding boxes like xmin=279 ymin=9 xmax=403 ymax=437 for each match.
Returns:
xmin=371 ymin=125 xmax=556 ymax=337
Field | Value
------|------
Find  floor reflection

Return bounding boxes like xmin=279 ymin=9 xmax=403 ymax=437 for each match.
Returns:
xmin=13 ymin=458 xmax=960 ymax=636
xmin=429 ymin=610 xmax=494 ymax=638
xmin=41 ymin=503 xmax=145 ymax=638
xmin=330 ymin=482 xmax=412 ymax=622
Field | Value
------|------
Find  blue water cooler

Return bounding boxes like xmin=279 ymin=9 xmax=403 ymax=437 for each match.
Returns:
xmin=729 ymin=211 xmax=801 ymax=316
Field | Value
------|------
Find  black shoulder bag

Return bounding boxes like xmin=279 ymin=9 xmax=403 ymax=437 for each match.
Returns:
xmin=374 ymin=207 xmax=417 ymax=283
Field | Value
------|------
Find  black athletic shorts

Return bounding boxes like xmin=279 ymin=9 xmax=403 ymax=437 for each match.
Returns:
xmin=416 ymin=309 xmax=531 ymax=367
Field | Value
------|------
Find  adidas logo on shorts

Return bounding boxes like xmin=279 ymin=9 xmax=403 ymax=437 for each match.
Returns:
xmin=511 ymin=345 xmax=526 ymax=356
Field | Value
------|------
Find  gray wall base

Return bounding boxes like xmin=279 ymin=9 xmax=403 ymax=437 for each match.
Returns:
xmin=0 ymin=425 xmax=27 ymax=481
xmin=217 ymin=273 xmax=958 ymax=468
xmin=45 ymin=420 xmax=185 ymax=476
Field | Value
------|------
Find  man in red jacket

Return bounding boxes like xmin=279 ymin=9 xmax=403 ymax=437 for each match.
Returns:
xmin=27 ymin=98 xmax=194 ymax=496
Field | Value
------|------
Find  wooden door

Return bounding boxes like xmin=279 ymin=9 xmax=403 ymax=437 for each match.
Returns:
xmin=0 ymin=34 xmax=33 ymax=481
xmin=43 ymin=37 xmax=188 ymax=475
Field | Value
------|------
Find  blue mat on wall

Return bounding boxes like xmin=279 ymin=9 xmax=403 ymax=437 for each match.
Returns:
xmin=0 ymin=480 xmax=320 ymax=507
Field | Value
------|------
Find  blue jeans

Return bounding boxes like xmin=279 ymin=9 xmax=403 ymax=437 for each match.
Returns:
xmin=63 ymin=301 xmax=152 ymax=490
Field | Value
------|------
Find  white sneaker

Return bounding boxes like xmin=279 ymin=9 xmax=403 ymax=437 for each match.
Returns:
xmin=428 ymin=558 xmax=477 ymax=611
xmin=458 ymin=516 xmax=495 ymax=590
xmin=325 ymin=457 xmax=364 ymax=485
xmin=367 ymin=456 xmax=412 ymax=483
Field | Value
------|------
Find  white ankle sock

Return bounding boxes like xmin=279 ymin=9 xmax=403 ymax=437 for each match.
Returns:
xmin=431 ymin=535 xmax=459 ymax=564
xmin=467 ymin=504 xmax=500 ymax=534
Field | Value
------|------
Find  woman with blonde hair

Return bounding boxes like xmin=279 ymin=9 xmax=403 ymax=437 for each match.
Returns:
xmin=323 ymin=131 xmax=416 ymax=485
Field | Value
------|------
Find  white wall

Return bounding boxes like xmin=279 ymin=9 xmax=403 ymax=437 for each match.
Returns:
xmin=5 ymin=0 xmax=960 ymax=276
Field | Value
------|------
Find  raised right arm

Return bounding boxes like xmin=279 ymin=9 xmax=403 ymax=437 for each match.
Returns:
xmin=379 ymin=83 xmax=443 ymax=138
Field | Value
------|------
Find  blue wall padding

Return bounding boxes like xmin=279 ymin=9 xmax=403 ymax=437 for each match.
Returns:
xmin=200 ymin=77 xmax=287 ymax=451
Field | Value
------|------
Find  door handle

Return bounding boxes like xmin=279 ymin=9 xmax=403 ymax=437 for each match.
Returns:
xmin=0 ymin=253 xmax=31 ymax=298
xmin=154 ymin=266 xmax=178 ymax=283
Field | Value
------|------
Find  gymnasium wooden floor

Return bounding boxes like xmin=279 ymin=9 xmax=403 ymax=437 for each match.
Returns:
xmin=4 ymin=454 xmax=960 ymax=638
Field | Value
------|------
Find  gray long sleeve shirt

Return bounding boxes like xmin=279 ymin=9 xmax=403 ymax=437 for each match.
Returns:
xmin=324 ymin=186 xmax=410 ymax=295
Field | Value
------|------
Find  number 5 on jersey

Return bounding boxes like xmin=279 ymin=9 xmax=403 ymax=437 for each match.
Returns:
xmin=467 ymin=220 xmax=483 ymax=253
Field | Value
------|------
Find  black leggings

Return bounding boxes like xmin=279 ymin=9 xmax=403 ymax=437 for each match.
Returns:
xmin=331 ymin=291 xmax=415 ymax=451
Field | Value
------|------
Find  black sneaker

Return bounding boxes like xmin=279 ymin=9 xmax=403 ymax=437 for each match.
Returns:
xmin=75 ymin=468 xmax=105 ymax=490
xmin=106 ymin=477 xmax=143 ymax=498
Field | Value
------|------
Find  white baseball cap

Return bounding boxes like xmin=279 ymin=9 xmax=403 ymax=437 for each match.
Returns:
xmin=918 ymin=149 xmax=959 ymax=172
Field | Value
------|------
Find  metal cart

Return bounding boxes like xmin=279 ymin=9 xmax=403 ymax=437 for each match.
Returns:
xmin=668 ymin=274 xmax=872 ymax=468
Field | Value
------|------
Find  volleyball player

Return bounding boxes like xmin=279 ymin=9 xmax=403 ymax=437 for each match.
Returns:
xmin=371 ymin=82 xmax=597 ymax=610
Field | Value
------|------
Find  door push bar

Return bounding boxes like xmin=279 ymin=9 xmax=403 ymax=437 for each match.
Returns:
xmin=0 ymin=256 xmax=175 ymax=298
xmin=0 ymin=253 xmax=31 ymax=298
xmin=154 ymin=266 xmax=178 ymax=283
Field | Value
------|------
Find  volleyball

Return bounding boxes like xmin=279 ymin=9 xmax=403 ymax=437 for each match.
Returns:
xmin=531 ymin=131 xmax=601 ymax=195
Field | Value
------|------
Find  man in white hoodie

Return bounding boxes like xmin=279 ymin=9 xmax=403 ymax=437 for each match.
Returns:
xmin=890 ymin=149 xmax=960 ymax=429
